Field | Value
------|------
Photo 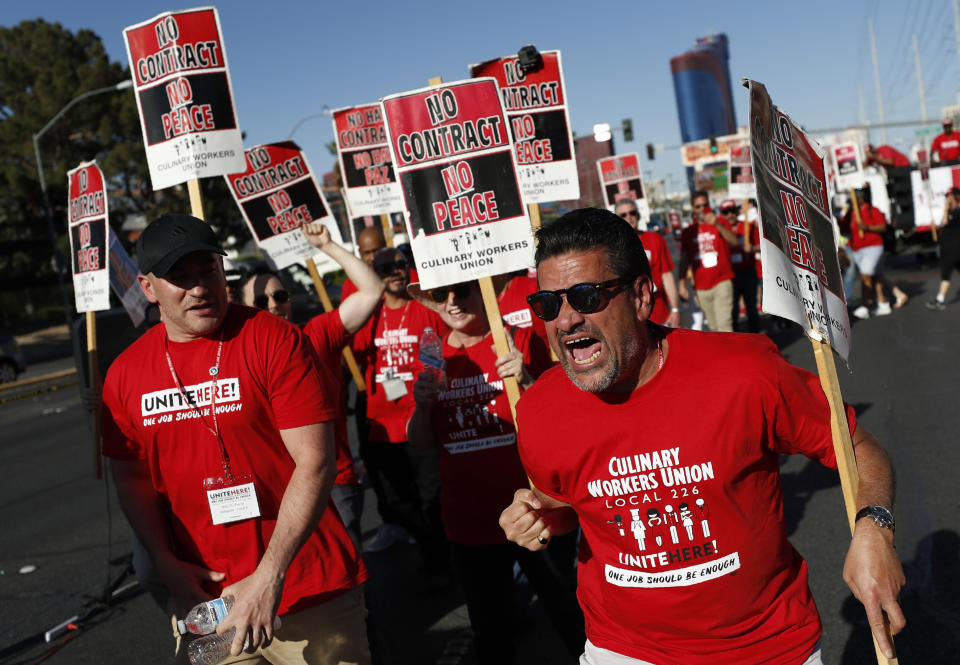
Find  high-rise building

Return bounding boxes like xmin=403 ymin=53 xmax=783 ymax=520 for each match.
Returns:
xmin=670 ymin=34 xmax=736 ymax=144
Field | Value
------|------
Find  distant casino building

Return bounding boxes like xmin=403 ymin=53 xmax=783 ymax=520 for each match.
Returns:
xmin=670 ymin=34 xmax=737 ymax=189
xmin=558 ymin=135 xmax=614 ymax=210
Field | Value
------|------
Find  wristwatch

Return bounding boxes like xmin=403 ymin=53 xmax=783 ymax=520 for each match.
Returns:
xmin=855 ymin=505 xmax=895 ymax=532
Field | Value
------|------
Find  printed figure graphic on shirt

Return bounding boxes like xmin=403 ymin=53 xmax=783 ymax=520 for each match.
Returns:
xmin=663 ymin=504 xmax=680 ymax=544
xmin=630 ymin=509 xmax=647 ymax=550
xmin=696 ymin=497 xmax=711 ymax=537
xmin=647 ymin=508 xmax=667 ymax=548
xmin=679 ymin=503 xmax=695 ymax=541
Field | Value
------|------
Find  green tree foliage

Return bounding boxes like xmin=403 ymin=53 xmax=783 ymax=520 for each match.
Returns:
xmin=0 ymin=19 xmax=251 ymax=321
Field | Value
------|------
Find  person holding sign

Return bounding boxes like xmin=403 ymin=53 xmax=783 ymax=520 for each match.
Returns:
xmin=240 ymin=225 xmax=385 ymax=549
xmin=930 ymin=117 xmax=960 ymax=165
xmin=614 ymin=199 xmax=680 ymax=328
xmin=350 ymin=248 xmax=450 ymax=567
xmin=101 ymin=214 xmax=371 ymax=664
xmin=719 ymin=200 xmax=761 ymax=333
xmin=406 ymin=279 xmax=584 ymax=665
xmin=926 ymin=186 xmax=960 ymax=310
xmin=839 ymin=187 xmax=909 ymax=318
xmin=499 ymin=209 xmax=905 ymax=665
xmin=677 ymin=191 xmax=736 ymax=331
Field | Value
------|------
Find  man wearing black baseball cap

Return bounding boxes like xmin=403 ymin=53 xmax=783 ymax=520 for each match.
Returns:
xmin=102 ymin=213 xmax=372 ymax=663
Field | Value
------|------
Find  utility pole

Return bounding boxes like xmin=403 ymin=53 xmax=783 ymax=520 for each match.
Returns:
xmin=954 ymin=0 xmax=960 ymax=81
xmin=868 ymin=17 xmax=887 ymax=143
xmin=913 ymin=33 xmax=928 ymax=123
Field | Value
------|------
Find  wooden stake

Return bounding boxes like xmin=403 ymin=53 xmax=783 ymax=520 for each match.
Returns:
xmin=380 ymin=213 xmax=394 ymax=246
xmin=528 ymin=202 xmax=542 ymax=235
xmin=188 ymin=179 xmax=205 ymax=220
xmin=478 ymin=276 xmax=522 ymax=423
xmin=849 ymin=189 xmax=866 ymax=239
xmin=86 ymin=311 xmax=102 ymax=479
xmin=811 ymin=338 xmax=898 ymax=665
xmin=306 ymin=258 xmax=366 ymax=392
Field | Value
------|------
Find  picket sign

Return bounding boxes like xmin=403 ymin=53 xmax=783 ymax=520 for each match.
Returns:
xmin=849 ymin=189 xmax=866 ymax=239
xmin=745 ymin=79 xmax=896 ymax=665
xmin=425 ymin=75 xmax=522 ymax=422
xmin=305 ymin=258 xmax=366 ymax=392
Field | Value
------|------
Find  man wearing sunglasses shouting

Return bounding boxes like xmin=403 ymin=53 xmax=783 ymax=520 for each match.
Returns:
xmin=499 ymin=208 xmax=905 ymax=664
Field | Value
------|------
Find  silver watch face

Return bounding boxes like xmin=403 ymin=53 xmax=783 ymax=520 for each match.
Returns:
xmin=859 ymin=506 xmax=894 ymax=530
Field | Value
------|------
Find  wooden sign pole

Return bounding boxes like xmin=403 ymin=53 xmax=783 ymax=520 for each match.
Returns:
xmin=849 ymin=189 xmax=865 ymax=239
xmin=810 ymin=338 xmax=898 ymax=665
xmin=380 ymin=213 xmax=394 ymax=246
xmin=306 ymin=258 xmax=366 ymax=392
xmin=87 ymin=311 xmax=102 ymax=479
xmin=188 ymin=179 xmax=205 ymax=220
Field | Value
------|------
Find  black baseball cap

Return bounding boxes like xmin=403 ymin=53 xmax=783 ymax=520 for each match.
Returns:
xmin=136 ymin=213 xmax=225 ymax=277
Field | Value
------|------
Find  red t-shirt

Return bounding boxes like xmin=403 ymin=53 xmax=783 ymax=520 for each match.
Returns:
xmin=516 ymin=329 xmax=856 ymax=664
xmin=101 ymin=306 xmax=367 ymax=615
xmin=874 ymin=145 xmax=910 ymax=167
xmin=302 ymin=311 xmax=358 ymax=486
xmin=731 ymin=221 xmax=760 ymax=274
xmin=639 ymin=231 xmax=675 ymax=324
xmin=430 ymin=327 xmax=551 ymax=545
xmin=845 ymin=204 xmax=887 ymax=251
xmin=932 ymin=131 xmax=960 ymax=162
xmin=497 ymin=275 xmax=549 ymax=349
xmin=351 ymin=299 xmax=447 ymax=442
xmin=340 ymin=278 xmax=358 ymax=301
xmin=680 ymin=222 xmax=734 ymax=290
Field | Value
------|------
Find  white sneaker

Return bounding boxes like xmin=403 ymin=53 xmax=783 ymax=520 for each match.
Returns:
xmin=852 ymin=305 xmax=870 ymax=320
xmin=365 ymin=523 xmax=413 ymax=552
xmin=873 ymin=301 xmax=892 ymax=316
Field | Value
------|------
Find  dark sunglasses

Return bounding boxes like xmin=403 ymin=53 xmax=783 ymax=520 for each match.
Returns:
xmin=253 ymin=289 xmax=289 ymax=309
xmin=430 ymin=283 xmax=472 ymax=303
xmin=375 ymin=258 xmax=409 ymax=276
xmin=619 ymin=210 xmax=639 ymax=219
xmin=526 ymin=277 xmax=634 ymax=321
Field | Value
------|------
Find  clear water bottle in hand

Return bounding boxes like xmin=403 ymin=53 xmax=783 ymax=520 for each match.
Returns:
xmin=178 ymin=596 xmax=234 ymax=635
xmin=419 ymin=327 xmax=446 ymax=387
xmin=187 ymin=617 xmax=282 ymax=665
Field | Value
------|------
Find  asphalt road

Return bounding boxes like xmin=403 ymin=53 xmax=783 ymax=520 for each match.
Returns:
xmin=0 ymin=254 xmax=958 ymax=665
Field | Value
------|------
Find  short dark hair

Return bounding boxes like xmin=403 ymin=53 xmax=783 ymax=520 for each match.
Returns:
xmin=691 ymin=190 xmax=708 ymax=203
xmin=240 ymin=264 xmax=282 ymax=290
xmin=534 ymin=207 xmax=651 ymax=280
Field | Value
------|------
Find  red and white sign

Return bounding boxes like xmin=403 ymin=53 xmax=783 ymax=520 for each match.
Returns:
xmin=597 ymin=153 xmax=648 ymax=220
xmin=667 ymin=209 xmax=683 ymax=232
xmin=332 ymin=104 xmax=403 ymax=217
xmin=67 ymin=161 xmax=111 ymax=312
xmin=831 ymin=142 xmax=865 ymax=191
xmin=225 ymin=142 xmax=343 ymax=271
xmin=728 ymin=143 xmax=756 ymax=199
xmin=747 ymin=80 xmax=850 ymax=360
xmin=380 ymin=78 xmax=533 ymax=289
xmin=123 ymin=7 xmax=246 ymax=190
xmin=469 ymin=50 xmax=579 ymax=203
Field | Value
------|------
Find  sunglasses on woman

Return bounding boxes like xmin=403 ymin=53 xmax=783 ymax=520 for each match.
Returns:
xmin=430 ymin=283 xmax=472 ymax=303
xmin=526 ymin=277 xmax=634 ymax=321
xmin=374 ymin=258 xmax=409 ymax=276
xmin=253 ymin=289 xmax=289 ymax=309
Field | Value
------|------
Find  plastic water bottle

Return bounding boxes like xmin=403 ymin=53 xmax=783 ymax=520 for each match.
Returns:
xmin=178 ymin=597 xmax=234 ymax=636
xmin=187 ymin=617 xmax=281 ymax=665
xmin=419 ymin=327 xmax=446 ymax=386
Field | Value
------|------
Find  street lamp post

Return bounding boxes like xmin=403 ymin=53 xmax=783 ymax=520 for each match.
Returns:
xmin=286 ymin=105 xmax=331 ymax=140
xmin=32 ymin=79 xmax=134 ymax=328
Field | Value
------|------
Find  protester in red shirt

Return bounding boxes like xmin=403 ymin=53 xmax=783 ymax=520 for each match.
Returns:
xmin=864 ymin=144 xmax=910 ymax=169
xmin=931 ymin=117 xmax=960 ymax=164
xmin=407 ymin=279 xmax=584 ymax=665
xmin=102 ymin=214 xmax=370 ymax=664
xmin=677 ymin=191 xmax=736 ymax=331
xmin=351 ymin=247 xmax=450 ymax=568
xmin=615 ymin=199 xmax=681 ymax=327
xmin=839 ymin=187 xmax=909 ymax=318
xmin=241 ymin=224 xmax=384 ymax=549
xmin=718 ymin=200 xmax=761 ymax=332
xmin=499 ymin=208 xmax=905 ymax=664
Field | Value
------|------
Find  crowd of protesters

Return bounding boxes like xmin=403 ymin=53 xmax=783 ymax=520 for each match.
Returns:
xmin=87 ymin=192 xmax=922 ymax=665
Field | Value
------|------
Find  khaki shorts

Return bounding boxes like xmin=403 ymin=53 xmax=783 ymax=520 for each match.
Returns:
xmin=172 ymin=586 xmax=371 ymax=665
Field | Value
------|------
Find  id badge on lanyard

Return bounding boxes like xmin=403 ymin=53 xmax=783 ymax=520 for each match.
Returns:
xmin=165 ymin=330 xmax=260 ymax=526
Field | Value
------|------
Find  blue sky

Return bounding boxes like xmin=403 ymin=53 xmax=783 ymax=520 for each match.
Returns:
xmin=5 ymin=0 xmax=958 ymax=192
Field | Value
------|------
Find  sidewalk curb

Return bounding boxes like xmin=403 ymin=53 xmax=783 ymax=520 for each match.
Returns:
xmin=0 ymin=369 xmax=78 ymax=403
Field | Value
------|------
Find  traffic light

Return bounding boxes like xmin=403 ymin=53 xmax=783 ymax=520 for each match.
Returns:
xmin=622 ymin=119 xmax=633 ymax=142
xmin=709 ymin=136 xmax=718 ymax=154
xmin=646 ymin=143 xmax=655 ymax=160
